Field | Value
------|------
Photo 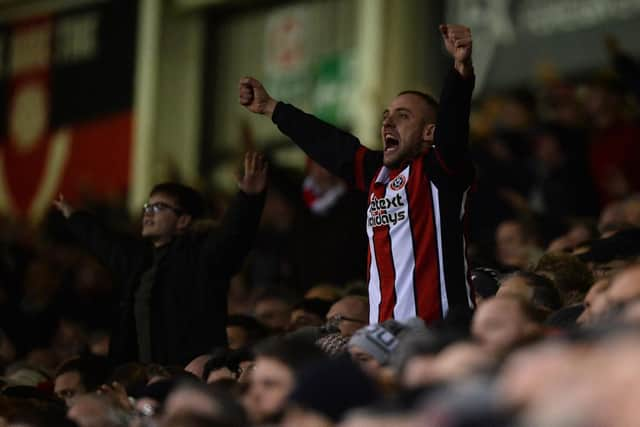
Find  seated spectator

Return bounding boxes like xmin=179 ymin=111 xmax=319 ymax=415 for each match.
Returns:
xmin=471 ymin=296 xmax=545 ymax=357
xmin=200 ymin=348 xmax=235 ymax=384
xmin=597 ymin=263 xmax=640 ymax=320
xmin=225 ymin=315 xmax=268 ymax=350
xmin=253 ymin=290 xmax=294 ymax=334
xmin=53 ymin=355 xmax=112 ymax=407
xmin=304 ymin=285 xmax=342 ymax=302
xmin=67 ymin=394 xmax=130 ymax=427
xmin=163 ymin=380 xmax=246 ymax=427
xmin=282 ymin=356 xmax=379 ymax=427
xmin=534 ymin=252 xmax=593 ymax=305
xmin=325 ymin=296 xmax=369 ymax=337
xmin=497 ymin=271 xmax=563 ymax=315
xmin=184 ymin=355 xmax=212 ymax=380
xmin=577 ymin=228 xmax=640 ymax=279
xmin=288 ymin=298 xmax=332 ymax=331
xmin=495 ymin=219 xmax=543 ymax=269
xmin=347 ymin=322 xmax=400 ymax=386
xmin=243 ymin=337 xmax=325 ymax=425
xmin=576 ymin=278 xmax=612 ymax=325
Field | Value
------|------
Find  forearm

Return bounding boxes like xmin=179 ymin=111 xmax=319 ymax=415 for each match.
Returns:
xmin=433 ymin=66 xmax=475 ymax=169
xmin=209 ymin=190 xmax=266 ymax=275
xmin=272 ymin=102 xmax=365 ymax=185
xmin=67 ymin=212 xmax=134 ymax=276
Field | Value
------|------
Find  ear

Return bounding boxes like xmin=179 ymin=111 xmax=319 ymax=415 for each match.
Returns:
xmin=423 ymin=123 xmax=436 ymax=142
xmin=176 ymin=214 xmax=193 ymax=231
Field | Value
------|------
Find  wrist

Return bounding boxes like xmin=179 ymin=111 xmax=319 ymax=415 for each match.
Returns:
xmin=264 ymin=99 xmax=277 ymax=119
xmin=454 ymin=60 xmax=473 ymax=79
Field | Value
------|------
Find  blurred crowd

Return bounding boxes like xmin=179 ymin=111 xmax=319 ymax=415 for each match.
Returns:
xmin=2 ymin=39 xmax=640 ymax=427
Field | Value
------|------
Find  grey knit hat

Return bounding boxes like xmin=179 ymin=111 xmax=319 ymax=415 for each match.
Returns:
xmin=347 ymin=323 xmax=398 ymax=365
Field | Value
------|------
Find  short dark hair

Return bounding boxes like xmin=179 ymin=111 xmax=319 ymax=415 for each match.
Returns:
xmin=55 ymin=355 xmax=112 ymax=392
xmin=396 ymin=90 xmax=439 ymax=122
xmin=150 ymin=183 xmax=205 ymax=219
xmin=500 ymin=271 xmax=563 ymax=312
xmin=202 ymin=347 xmax=255 ymax=381
xmin=226 ymin=314 xmax=268 ymax=345
xmin=254 ymin=337 xmax=326 ymax=373
xmin=292 ymin=298 xmax=332 ymax=318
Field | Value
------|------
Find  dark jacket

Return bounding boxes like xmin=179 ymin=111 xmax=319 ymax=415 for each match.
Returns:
xmin=67 ymin=191 xmax=265 ymax=365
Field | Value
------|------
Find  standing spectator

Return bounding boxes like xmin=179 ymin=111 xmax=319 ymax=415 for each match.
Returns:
xmin=53 ymin=153 xmax=267 ymax=365
xmin=240 ymin=24 xmax=476 ymax=324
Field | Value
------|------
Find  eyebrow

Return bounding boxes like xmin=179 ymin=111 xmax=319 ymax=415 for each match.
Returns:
xmin=382 ymin=107 xmax=413 ymax=116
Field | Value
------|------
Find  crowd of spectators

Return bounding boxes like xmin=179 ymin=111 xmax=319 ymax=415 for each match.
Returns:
xmin=2 ymin=37 xmax=640 ymax=427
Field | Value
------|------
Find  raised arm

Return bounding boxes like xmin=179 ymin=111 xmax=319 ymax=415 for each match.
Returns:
xmin=53 ymin=194 xmax=141 ymax=282
xmin=239 ymin=77 xmax=381 ymax=191
xmin=433 ymin=24 xmax=475 ymax=172
xmin=202 ymin=152 xmax=267 ymax=276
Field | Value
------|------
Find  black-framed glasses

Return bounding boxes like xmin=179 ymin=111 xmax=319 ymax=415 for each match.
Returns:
xmin=142 ymin=202 xmax=183 ymax=215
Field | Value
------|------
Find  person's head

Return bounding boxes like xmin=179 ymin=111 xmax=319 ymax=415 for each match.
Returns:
xmin=497 ymin=271 xmax=563 ymax=315
xmin=67 ymin=394 xmax=130 ymax=427
xmin=495 ymin=219 xmax=538 ymax=268
xmin=289 ymin=298 xmax=332 ymax=331
xmin=325 ymin=296 xmax=369 ymax=336
xmin=184 ymin=354 xmax=212 ymax=380
xmin=225 ymin=315 xmax=267 ymax=350
xmin=141 ymin=183 xmax=205 ymax=247
xmin=601 ymin=263 xmax=640 ymax=317
xmin=381 ymin=91 xmax=438 ymax=168
xmin=200 ymin=348 xmax=238 ymax=384
xmin=253 ymin=291 xmax=294 ymax=333
xmin=283 ymin=357 xmax=379 ymax=426
xmin=244 ymin=338 xmax=325 ymax=424
xmin=347 ymin=323 xmax=399 ymax=380
xmin=163 ymin=380 xmax=246 ymax=426
xmin=577 ymin=278 xmax=612 ymax=325
xmin=54 ymin=355 xmax=111 ymax=407
xmin=534 ymin=253 xmax=594 ymax=305
xmin=304 ymin=285 xmax=343 ymax=302
xmin=471 ymin=296 xmax=544 ymax=356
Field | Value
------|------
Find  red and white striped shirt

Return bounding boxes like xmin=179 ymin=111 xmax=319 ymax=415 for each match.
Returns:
xmin=363 ymin=153 xmax=474 ymax=323
xmin=272 ymin=67 xmax=476 ymax=325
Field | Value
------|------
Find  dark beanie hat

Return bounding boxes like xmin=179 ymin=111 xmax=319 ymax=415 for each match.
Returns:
xmin=288 ymin=356 xmax=380 ymax=421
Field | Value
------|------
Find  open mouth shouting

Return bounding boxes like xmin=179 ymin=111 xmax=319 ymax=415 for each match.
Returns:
xmin=384 ymin=133 xmax=400 ymax=154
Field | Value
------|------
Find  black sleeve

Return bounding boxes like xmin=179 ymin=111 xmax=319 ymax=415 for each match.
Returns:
xmin=201 ymin=190 xmax=265 ymax=277
xmin=432 ymin=67 xmax=475 ymax=173
xmin=272 ymin=102 xmax=382 ymax=191
xmin=66 ymin=211 xmax=141 ymax=282
xmin=614 ymin=53 xmax=640 ymax=104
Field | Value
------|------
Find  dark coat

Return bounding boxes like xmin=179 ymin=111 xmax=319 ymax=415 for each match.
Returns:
xmin=67 ymin=191 xmax=265 ymax=365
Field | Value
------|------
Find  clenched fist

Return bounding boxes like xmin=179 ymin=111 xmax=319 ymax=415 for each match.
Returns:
xmin=238 ymin=77 xmax=278 ymax=118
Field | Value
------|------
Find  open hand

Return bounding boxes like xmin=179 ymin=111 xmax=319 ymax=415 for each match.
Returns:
xmin=238 ymin=152 xmax=268 ymax=194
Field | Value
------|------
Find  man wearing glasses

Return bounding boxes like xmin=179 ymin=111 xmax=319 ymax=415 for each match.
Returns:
xmin=53 ymin=153 xmax=267 ymax=365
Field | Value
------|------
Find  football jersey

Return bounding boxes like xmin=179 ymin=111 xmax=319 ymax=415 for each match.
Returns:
xmin=363 ymin=152 xmax=474 ymax=324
